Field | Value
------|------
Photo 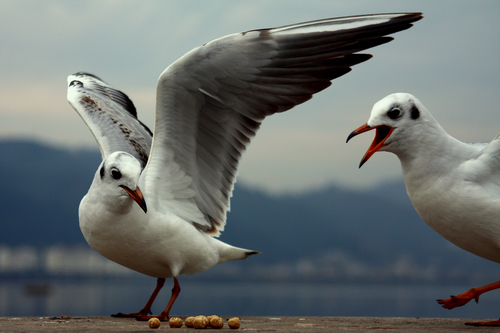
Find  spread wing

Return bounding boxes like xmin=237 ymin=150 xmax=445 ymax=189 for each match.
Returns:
xmin=67 ymin=72 xmax=153 ymax=168
xmin=139 ymin=13 xmax=423 ymax=235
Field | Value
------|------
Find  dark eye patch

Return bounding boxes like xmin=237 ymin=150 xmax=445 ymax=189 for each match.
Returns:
xmin=410 ymin=105 xmax=420 ymax=120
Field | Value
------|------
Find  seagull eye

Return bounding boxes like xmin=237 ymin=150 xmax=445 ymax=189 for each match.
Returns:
xmin=387 ymin=108 xmax=402 ymax=120
xmin=111 ymin=168 xmax=122 ymax=180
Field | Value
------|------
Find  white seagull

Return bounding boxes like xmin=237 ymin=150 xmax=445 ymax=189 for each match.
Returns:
xmin=347 ymin=93 xmax=500 ymax=326
xmin=67 ymin=13 xmax=422 ymax=321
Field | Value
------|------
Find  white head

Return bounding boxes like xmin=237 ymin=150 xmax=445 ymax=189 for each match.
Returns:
xmin=92 ymin=151 xmax=147 ymax=213
xmin=347 ymin=93 xmax=440 ymax=167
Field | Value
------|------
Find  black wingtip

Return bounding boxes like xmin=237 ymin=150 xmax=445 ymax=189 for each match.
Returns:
xmin=72 ymin=72 xmax=105 ymax=82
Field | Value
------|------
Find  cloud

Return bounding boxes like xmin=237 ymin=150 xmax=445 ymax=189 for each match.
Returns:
xmin=1 ymin=1 xmax=499 ymax=193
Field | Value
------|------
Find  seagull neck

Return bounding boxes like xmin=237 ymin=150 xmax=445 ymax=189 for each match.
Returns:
xmin=399 ymin=128 xmax=478 ymax=187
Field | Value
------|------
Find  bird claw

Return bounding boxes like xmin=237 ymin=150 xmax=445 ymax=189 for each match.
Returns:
xmin=135 ymin=314 xmax=169 ymax=322
xmin=437 ymin=289 xmax=480 ymax=310
xmin=437 ymin=295 xmax=474 ymax=309
xmin=111 ymin=310 xmax=150 ymax=318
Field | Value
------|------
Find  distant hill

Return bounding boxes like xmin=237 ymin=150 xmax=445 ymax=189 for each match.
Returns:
xmin=0 ymin=140 xmax=99 ymax=247
xmin=1 ymin=139 xmax=498 ymax=283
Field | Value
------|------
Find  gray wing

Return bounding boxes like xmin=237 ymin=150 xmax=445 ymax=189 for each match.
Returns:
xmin=467 ymin=134 xmax=500 ymax=184
xmin=67 ymin=72 xmax=153 ymax=168
xmin=140 ymin=12 xmax=423 ymax=235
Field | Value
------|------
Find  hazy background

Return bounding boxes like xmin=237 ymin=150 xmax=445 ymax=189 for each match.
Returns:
xmin=1 ymin=0 xmax=499 ymax=194
xmin=2 ymin=141 xmax=500 ymax=318
xmin=2 ymin=1 xmax=500 ymax=318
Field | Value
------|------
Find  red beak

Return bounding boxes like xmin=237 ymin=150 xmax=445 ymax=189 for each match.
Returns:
xmin=120 ymin=185 xmax=147 ymax=213
xmin=346 ymin=124 xmax=393 ymax=168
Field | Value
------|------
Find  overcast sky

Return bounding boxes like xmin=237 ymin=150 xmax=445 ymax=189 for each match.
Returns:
xmin=1 ymin=1 xmax=499 ymax=194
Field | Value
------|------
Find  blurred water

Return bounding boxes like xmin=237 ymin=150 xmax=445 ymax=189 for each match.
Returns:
xmin=1 ymin=279 xmax=499 ymax=320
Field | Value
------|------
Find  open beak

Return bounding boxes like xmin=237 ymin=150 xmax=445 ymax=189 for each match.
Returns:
xmin=346 ymin=124 xmax=393 ymax=168
xmin=120 ymin=185 xmax=147 ymax=213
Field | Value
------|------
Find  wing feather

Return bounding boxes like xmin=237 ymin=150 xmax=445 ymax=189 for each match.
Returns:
xmin=140 ymin=13 xmax=422 ymax=235
xmin=67 ymin=72 xmax=153 ymax=168
xmin=477 ymin=135 xmax=500 ymax=175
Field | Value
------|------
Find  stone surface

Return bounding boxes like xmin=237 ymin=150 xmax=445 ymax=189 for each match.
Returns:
xmin=0 ymin=316 xmax=497 ymax=332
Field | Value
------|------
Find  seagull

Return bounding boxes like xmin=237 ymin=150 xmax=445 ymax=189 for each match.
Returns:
xmin=67 ymin=13 xmax=422 ymax=321
xmin=347 ymin=93 xmax=500 ymax=326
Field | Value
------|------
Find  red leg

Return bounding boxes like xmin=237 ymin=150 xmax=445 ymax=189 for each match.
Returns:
xmin=112 ymin=278 xmax=165 ymax=318
xmin=437 ymin=280 xmax=500 ymax=326
xmin=136 ymin=277 xmax=181 ymax=321
xmin=437 ymin=280 xmax=500 ymax=309
xmin=465 ymin=319 xmax=500 ymax=326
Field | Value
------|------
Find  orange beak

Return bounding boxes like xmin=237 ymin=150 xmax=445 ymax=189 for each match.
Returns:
xmin=120 ymin=185 xmax=147 ymax=213
xmin=346 ymin=124 xmax=393 ymax=168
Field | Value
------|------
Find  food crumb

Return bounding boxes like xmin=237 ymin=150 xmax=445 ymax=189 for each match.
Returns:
xmin=209 ymin=315 xmax=224 ymax=329
xmin=185 ymin=316 xmax=195 ymax=327
xmin=228 ymin=317 xmax=241 ymax=329
xmin=169 ymin=317 xmax=183 ymax=328
xmin=193 ymin=315 xmax=208 ymax=329
xmin=148 ymin=317 xmax=161 ymax=329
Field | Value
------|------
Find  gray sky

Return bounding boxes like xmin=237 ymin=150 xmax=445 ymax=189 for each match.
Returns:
xmin=1 ymin=1 xmax=499 ymax=194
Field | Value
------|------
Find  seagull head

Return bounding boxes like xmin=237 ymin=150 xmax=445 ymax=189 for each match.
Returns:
xmin=95 ymin=152 xmax=147 ymax=213
xmin=346 ymin=93 xmax=427 ymax=167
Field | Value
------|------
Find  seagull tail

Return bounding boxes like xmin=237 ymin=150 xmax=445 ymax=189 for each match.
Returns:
xmin=217 ymin=243 xmax=260 ymax=264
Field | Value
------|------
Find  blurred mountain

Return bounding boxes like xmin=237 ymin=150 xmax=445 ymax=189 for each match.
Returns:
xmin=0 ymin=140 xmax=99 ymax=247
xmin=1 ymin=139 xmax=498 ymax=282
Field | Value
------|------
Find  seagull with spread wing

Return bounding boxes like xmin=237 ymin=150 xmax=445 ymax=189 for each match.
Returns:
xmin=67 ymin=13 xmax=422 ymax=321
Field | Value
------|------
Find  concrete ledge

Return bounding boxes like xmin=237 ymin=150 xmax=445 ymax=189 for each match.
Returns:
xmin=1 ymin=316 xmax=497 ymax=332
